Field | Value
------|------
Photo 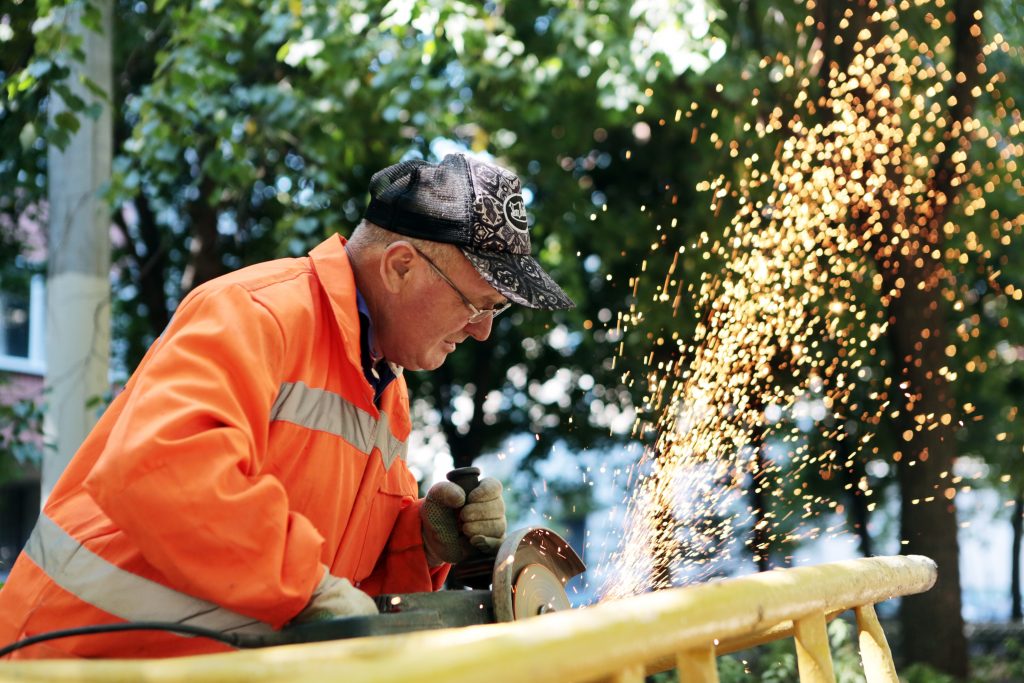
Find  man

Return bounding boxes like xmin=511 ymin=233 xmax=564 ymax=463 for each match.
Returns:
xmin=0 ymin=153 xmax=573 ymax=658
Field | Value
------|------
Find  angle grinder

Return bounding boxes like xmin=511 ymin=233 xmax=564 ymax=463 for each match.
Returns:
xmin=269 ymin=467 xmax=586 ymax=646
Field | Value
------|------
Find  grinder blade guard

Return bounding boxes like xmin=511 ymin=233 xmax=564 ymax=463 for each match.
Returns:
xmin=492 ymin=527 xmax=586 ymax=622
xmin=276 ymin=526 xmax=585 ymax=645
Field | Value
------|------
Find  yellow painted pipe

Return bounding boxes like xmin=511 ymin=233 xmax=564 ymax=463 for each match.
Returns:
xmin=644 ymin=609 xmax=846 ymax=676
xmin=794 ymin=611 xmax=836 ymax=682
xmin=0 ymin=555 xmax=936 ymax=683
xmin=677 ymin=645 xmax=719 ymax=683
xmin=602 ymin=663 xmax=646 ymax=683
xmin=856 ymin=604 xmax=899 ymax=683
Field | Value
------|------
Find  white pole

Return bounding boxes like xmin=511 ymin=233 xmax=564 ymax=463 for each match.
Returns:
xmin=43 ymin=0 xmax=114 ymax=504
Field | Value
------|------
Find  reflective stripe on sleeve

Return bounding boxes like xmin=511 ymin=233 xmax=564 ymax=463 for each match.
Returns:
xmin=24 ymin=513 xmax=274 ymax=636
xmin=269 ymin=381 xmax=408 ymax=469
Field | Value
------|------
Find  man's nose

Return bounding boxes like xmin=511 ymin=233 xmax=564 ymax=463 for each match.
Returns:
xmin=465 ymin=315 xmax=493 ymax=341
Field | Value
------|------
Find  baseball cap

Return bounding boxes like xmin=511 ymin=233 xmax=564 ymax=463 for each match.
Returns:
xmin=363 ymin=153 xmax=574 ymax=310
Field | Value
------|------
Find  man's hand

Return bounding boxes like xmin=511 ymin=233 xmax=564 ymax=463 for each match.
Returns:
xmin=421 ymin=477 xmax=506 ymax=565
xmin=292 ymin=573 xmax=378 ymax=624
xmin=461 ymin=477 xmax=506 ymax=552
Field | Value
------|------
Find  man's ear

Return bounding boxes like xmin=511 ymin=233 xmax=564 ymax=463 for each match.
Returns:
xmin=379 ymin=241 xmax=417 ymax=294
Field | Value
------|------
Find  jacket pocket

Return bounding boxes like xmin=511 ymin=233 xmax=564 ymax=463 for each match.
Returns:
xmin=352 ymin=462 xmax=418 ymax=582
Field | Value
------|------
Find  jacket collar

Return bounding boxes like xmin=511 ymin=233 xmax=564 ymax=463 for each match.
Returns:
xmin=308 ymin=234 xmax=372 ymax=400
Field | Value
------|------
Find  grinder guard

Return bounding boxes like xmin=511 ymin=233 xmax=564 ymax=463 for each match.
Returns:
xmin=492 ymin=527 xmax=586 ymax=623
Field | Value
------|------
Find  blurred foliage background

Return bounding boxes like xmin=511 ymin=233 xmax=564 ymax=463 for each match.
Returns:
xmin=1 ymin=0 xmax=1021 ymax=678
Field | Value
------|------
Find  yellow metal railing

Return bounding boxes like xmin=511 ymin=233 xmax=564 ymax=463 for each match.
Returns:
xmin=0 ymin=554 xmax=936 ymax=683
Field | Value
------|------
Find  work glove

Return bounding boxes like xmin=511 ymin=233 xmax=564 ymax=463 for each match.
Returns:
xmin=421 ymin=477 xmax=506 ymax=566
xmin=292 ymin=572 xmax=378 ymax=624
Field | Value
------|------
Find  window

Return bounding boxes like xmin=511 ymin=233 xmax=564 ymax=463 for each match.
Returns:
xmin=0 ymin=271 xmax=45 ymax=375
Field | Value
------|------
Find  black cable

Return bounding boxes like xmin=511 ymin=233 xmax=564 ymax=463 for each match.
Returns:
xmin=0 ymin=621 xmax=263 ymax=658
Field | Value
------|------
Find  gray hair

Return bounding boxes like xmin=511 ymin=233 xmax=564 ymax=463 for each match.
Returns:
xmin=348 ymin=219 xmax=459 ymax=268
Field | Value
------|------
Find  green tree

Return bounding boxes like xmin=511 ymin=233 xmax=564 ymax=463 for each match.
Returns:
xmin=4 ymin=3 xmax=1022 ymax=678
xmin=3 ymin=0 xmax=705 ymax=473
xmin=611 ymin=0 xmax=1021 ymax=678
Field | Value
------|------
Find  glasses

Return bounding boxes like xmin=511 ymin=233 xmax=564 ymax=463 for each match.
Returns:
xmin=412 ymin=246 xmax=512 ymax=324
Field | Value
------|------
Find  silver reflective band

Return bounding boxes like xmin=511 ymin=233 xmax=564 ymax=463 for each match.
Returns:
xmin=270 ymin=381 xmax=408 ymax=469
xmin=24 ymin=514 xmax=274 ymax=636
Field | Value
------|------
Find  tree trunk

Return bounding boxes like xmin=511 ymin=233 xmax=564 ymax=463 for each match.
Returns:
xmin=889 ymin=273 xmax=967 ymax=679
xmin=749 ymin=444 xmax=772 ymax=572
xmin=889 ymin=0 xmax=982 ymax=675
xmin=431 ymin=349 xmax=495 ymax=471
xmin=1012 ymin=492 xmax=1022 ymax=621
xmin=841 ymin=431 xmax=873 ymax=557
xmin=114 ymin=194 xmax=170 ymax=337
xmin=181 ymin=177 xmax=224 ymax=293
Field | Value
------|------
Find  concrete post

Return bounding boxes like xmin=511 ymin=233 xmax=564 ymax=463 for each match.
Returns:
xmin=42 ymin=0 xmax=114 ymax=503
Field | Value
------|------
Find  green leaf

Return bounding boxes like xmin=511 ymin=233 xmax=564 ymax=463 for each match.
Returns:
xmin=81 ymin=4 xmax=104 ymax=33
xmin=54 ymin=110 xmax=81 ymax=134
xmin=54 ymin=84 xmax=86 ymax=111
xmin=15 ymin=72 xmax=36 ymax=93
xmin=48 ymin=127 xmax=71 ymax=150
xmin=18 ymin=122 xmax=38 ymax=150
xmin=84 ymin=102 xmax=104 ymax=120
xmin=275 ymin=41 xmax=292 ymax=63
xmin=81 ymin=75 xmax=109 ymax=101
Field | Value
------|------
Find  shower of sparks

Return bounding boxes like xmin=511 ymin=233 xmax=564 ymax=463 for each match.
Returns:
xmin=597 ymin=0 xmax=1022 ymax=599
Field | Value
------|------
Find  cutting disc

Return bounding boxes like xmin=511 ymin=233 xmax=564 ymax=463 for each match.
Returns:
xmin=492 ymin=527 xmax=585 ymax=622
xmin=512 ymin=564 xmax=572 ymax=619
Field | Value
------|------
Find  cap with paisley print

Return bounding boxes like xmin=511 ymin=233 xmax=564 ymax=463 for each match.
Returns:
xmin=364 ymin=153 xmax=573 ymax=310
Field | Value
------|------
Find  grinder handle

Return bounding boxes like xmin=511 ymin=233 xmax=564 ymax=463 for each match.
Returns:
xmin=446 ymin=466 xmax=481 ymax=497
xmin=444 ymin=466 xmax=497 ymax=587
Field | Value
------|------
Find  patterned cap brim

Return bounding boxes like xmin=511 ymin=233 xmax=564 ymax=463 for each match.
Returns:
xmin=462 ymin=247 xmax=574 ymax=311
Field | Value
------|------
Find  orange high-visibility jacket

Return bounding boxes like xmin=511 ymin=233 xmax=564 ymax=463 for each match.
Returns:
xmin=0 ymin=235 xmax=446 ymax=659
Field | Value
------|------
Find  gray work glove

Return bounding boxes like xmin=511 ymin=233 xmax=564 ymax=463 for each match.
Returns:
xmin=293 ymin=572 xmax=378 ymax=624
xmin=421 ymin=477 xmax=506 ymax=566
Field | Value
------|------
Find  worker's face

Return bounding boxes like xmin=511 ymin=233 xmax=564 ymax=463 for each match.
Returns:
xmin=376 ymin=243 xmax=505 ymax=371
